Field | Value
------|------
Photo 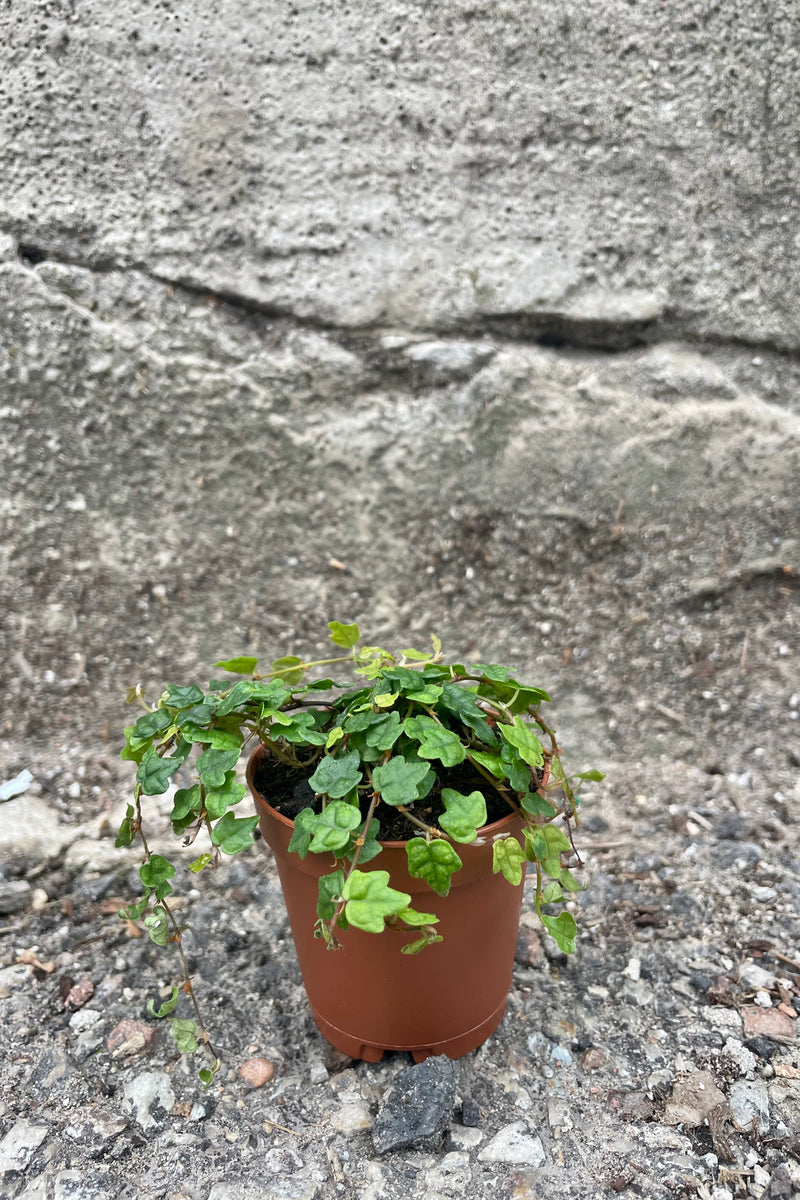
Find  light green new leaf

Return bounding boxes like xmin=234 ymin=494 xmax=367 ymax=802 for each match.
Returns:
xmin=170 ymin=1018 xmax=200 ymax=1054
xmin=406 ymin=838 xmax=463 ymax=896
xmin=144 ymin=906 xmax=169 ymax=945
xmin=213 ymin=656 xmax=258 ymax=674
xmin=540 ymin=881 xmax=564 ymax=904
xmin=572 ymin=769 xmax=606 ymax=783
xmin=309 ymin=749 xmax=363 ymax=798
xmin=498 ymin=717 xmax=544 ymax=767
xmin=401 ymin=931 xmax=445 ymax=955
xmin=373 ymin=690 xmax=400 ymax=708
xmin=468 ymin=750 xmax=504 ymax=778
xmin=120 ymin=725 xmax=151 ymax=764
xmin=115 ymin=804 xmax=136 ymax=848
xmin=328 ymin=620 xmax=360 ymax=649
xmin=270 ymin=655 xmax=306 ymax=685
xmin=209 ymin=812 xmax=259 ymax=854
xmin=326 ymin=725 xmax=344 ymax=750
xmin=404 ymin=684 xmax=442 ymax=704
xmin=197 ymin=747 xmax=240 ymax=789
xmin=341 ymin=870 xmax=411 ymax=933
xmin=397 ymin=906 xmax=439 ymax=927
xmin=439 ymin=789 xmax=487 ymax=843
xmin=147 ymin=986 xmax=179 ymax=1018
xmin=492 ymin=837 xmax=526 ymax=886
xmin=188 ymin=853 xmax=213 ymax=874
xmin=540 ymin=911 xmax=577 ymax=955
xmin=402 ymin=716 xmax=466 ymax=767
xmin=307 ymin=801 xmax=362 ymax=854
xmin=371 ymin=757 xmax=433 ymax=807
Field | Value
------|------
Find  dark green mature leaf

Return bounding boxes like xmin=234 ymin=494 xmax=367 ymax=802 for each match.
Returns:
xmin=139 ymin=854 xmax=176 ymax=900
xmin=439 ymin=789 xmax=487 ymax=843
xmin=380 ymin=666 xmax=428 ymax=692
xmin=164 ymin=685 xmax=206 ymax=709
xmin=144 ymin=907 xmax=169 ymax=945
xmin=214 ymin=656 xmax=258 ymax=674
xmin=210 ymin=812 xmax=259 ymax=854
xmin=120 ymin=725 xmax=151 ymax=764
xmin=180 ymin=723 xmax=243 ymax=751
xmin=196 ymin=747 xmax=240 ymax=789
xmin=521 ymin=793 xmax=557 ymax=819
xmin=328 ymin=620 xmax=360 ymax=648
xmin=402 ymin=716 xmax=466 ymax=767
xmin=317 ymin=869 xmax=345 ymax=920
xmin=372 ymin=757 xmax=433 ymax=807
xmin=175 ymin=702 xmax=215 ymax=728
xmin=498 ymin=718 xmax=544 ymax=767
xmin=148 ymin=986 xmax=180 ymax=1018
xmin=493 ymin=837 xmax=526 ymax=885
xmin=341 ymin=870 xmax=411 ymax=933
xmin=204 ymin=772 xmax=247 ymax=819
xmin=500 ymin=743 xmax=531 ymax=792
xmin=278 ymin=711 xmax=328 ymax=746
xmin=365 ymin=711 xmax=403 ymax=752
xmin=213 ymin=678 xmax=282 ymax=716
xmin=470 ymin=663 xmax=510 ymax=682
xmin=287 ymin=808 xmax=317 ymax=858
xmin=115 ymin=805 xmax=136 ymax=848
xmin=170 ymin=1018 xmax=200 ymax=1054
xmin=136 ymin=748 xmax=183 ymax=796
xmin=132 ymin=707 xmax=174 ymax=740
xmin=437 ymin=682 xmax=497 ymax=746
xmin=309 ymin=749 xmax=363 ymax=798
xmin=118 ymin=895 xmax=149 ymax=921
xmin=540 ymin=911 xmax=577 ymax=954
xmin=406 ymin=838 xmax=462 ymax=896
xmin=170 ymin=785 xmax=202 ymax=823
xmin=354 ymin=817 xmax=382 ymax=864
xmin=307 ymin=801 xmax=362 ymax=853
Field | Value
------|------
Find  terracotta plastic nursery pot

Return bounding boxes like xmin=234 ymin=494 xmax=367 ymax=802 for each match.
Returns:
xmin=247 ymin=743 xmax=529 ymax=1063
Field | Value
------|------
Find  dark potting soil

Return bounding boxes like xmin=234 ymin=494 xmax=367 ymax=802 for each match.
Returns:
xmin=252 ymin=746 xmax=543 ymax=842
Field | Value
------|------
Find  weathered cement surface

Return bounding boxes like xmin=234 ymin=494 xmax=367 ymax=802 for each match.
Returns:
xmin=2 ymin=1 xmax=800 ymax=346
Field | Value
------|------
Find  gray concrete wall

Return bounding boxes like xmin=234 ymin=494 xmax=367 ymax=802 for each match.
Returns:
xmin=1 ymin=1 xmax=799 ymax=766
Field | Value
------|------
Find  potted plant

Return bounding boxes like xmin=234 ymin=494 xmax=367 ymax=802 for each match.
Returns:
xmin=118 ymin=622 xmax=601 ymax=1079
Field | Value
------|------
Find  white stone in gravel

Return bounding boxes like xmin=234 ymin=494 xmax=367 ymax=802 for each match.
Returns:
xmin=207 ymin=1183 xmax=321 ymax=1200
xmin=448 ymin=1124 xmax=483 ymax=1150
xmin=122 ymin=1071 xmax=176 ymax=1130
xmin=69 ymin=1007 xmax=102 ymax=1032
xmin=739 ymin=962 xmax=778 ymax=991
xmin=477 ymin=1122 xmax=546 ymax=1165
xmin=0 ymin=1120 xmax=49 ymax=1173
xmin=750 ymin=885 xmax=777 ymax=903
xmin=721 ymin=1038 xmax=757 ymax=1078
xmin=330 ymin=1094 xmax=372 ymax=1134
xmin=705 ymin=1006 xmax=743 ymax=1036
xmin=53 ymin=1169 xmax=115 ymax=1199
xmin=1 ymin=795 xmax=72 ymax=859
xmin=728 ymin=1080 xmax=770 ymax=1135
xmin=263 ymin=1146 xmax=303 ymax=1174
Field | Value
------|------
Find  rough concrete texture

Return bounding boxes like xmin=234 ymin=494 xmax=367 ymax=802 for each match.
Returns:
xmin=2 ymin=3 xmax=800 ymax=1199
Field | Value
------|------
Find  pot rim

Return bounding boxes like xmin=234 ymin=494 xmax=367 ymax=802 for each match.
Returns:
xmin=246 ymin=741 xmax=530 ymax=849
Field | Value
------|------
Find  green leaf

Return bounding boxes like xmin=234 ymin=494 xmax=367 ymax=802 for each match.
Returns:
xmin=468 ymin=750 xmax=505 ymax=778
xmin=188 ymin=853 xmax=213 ymax=874
xmin=341 ymin=870 xmax=411 ymax=933
xmin=401 ymin=931 xmax=444 ymax=955
xmin=521 ymin=792 xmax=557 ymax=819
xmin=139 ymin=854 xmax=176 ymax=900
xmin=210 ymin=812 xmax=259 ymax=854
xmin=132 ymin=707 xmax=174 ymax=739
xmin=175 ymin=702 xmax=215 ymax=728
xmin=470 ymin=663 xmax=510 ymax=682
xmin=287 ymin=808 xmax=317 ymax=859
xmin=164 ymin=684 xmax=206 ymax=709
xmin=120 ymin=725 xmax=151 ymax=764
xmin=559 ymin=868 xmax=583 ymax=893
xmin=406 ymin=838 xmax=463 ymax=897
xmin=437 ymin=682 xmax=497 ymax=746
xmin=277 ymin=711 xmax=328 ymax=746
xmin=309 ymin=749 xmax=363 ymax=799
xmin=307 ymin=801 xmax=362 ymax=853
xmin=373 ymin=690 xmax=400 ymax=708
xmin=354 ymin=817 xmax=382 ymax=864
xmin=198 ymin=1060 xmax=221 ymax=1087
xmin=493 ymin=837 xmax=526 ymax=886
xmin=317 ymin=869 xmax=345 ymax=920
xmin=213 ymin=678 xmax=289 ymax=717
xmin=372 ymin=757 xmax=434 ymax=807
xmin=179 ymin=723 xmax=243 ymax=751
xmin=148 ymin=986 xmax=180 ymax=1018
xmin=170 ymin=785 xmax=202 ymax=823
xmin=144 ymin=907 xmax=169 ymax=945
xmin=398 ymin=906 xmax=439 ymax=927
xmin=500 ymin=743 xmax=531 ymax=792
xmin=540 ymin=881 xmax=564 ymax=904
xmin=404 ymin=684 xmax=443 ymax=704
xmin=136 ymin=748 xmax=183 ymax=796
xmin=540 ymin=911 xmax=577 ymax=954
xmin=328 ymin=620 xmax=360 ymax=649
xmin=572 ymin=769 xmax=606 ymax=783
xmin=213 ymin=656 xmax=258 ymax=674
xmin=498 ymin=718 xmax=544 ymax=767
xmin=170 ymin=1018 xmax=200 ymax=1054
xmin=118 ymin=895 xmax=150 ymax=921
xmin=439 ymin=789 xmax=487 ymax=843
xmin=365 ymin=711 xmax=403 ymax=752
xmin=204 ymin=772 xmax=247 ymax=819
xmin=115 ymin=804 xmax=136 ymax=848
xmin=196 ymin=747 xmax=240 ymax=789
xmin=270 ymin=655 xmax=306 ymax=685
xmin=402 ymin=716 xmax=466 ymax=767
xmin=326 ymin=725 xmax=344 ymax=750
